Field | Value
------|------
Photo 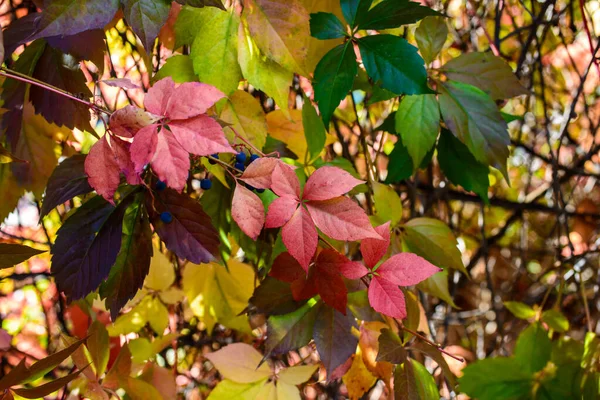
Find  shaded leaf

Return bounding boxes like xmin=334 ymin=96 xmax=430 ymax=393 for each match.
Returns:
xmin=87 ymin=321 xmax=109 ymax=378
xmin=175 ymin=0 xmax=225 ymax=9
xmin=11 ymin=369 xmax=83 ymax=399
xmin=0 ymin=243 xmax=46 ymax=270
xmin=415 ymin=16 xmax=448 ymax=63
xmin=265 ymin=300 xmax=320 ymax=357
xmin=313 ymin=305 xmax=358 ymax=377
xmin=377 ymin=329 xmax=407 ymax=364
xmin=340 ymin=0 xmax=373 ymax=28
xmin=359 ymin=0 xmax=442 ymax=30
xmin=385 ymin=137 xmax=413 ymax=184
xmin=310 ymin=12 xmax=347 ymax=40
xmin=123 ymin=0 xmax=171 ymax=52
xmin=40 ymin=155 xmax=93 ymax=218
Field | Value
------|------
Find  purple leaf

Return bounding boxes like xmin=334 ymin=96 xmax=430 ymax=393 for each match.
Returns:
xmin=147 ymin=188 xmax=220 ymax=264
xmin=40 ymin=154 xmax=93 ymax=219
xmin=51 ymin=196 xmax=127 ymax=301
xmin=46 ymin=29 xmax=106 ymax=71
xmin=313 ymin=305 xmax=358 ymax=378
xmin=0 ymin=244 xmax=46 ymax=269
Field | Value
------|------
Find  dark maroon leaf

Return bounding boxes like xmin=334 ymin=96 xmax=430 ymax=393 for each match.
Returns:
xmin=46 ymin=29 xmax=106 ymax=71
xmin=11 ymin=369 xmax=83 ymax=399
xmin=147 ymin=188 xmax=220 ymax=264
xmin=122 ymin=0 xmax=172 ymax=52
xmin=32 ymin=0 xmax=120 ymax=39
xmin=313 ymin=305 xmax=358 ymax=378
xmin=0 ymin=244 xmax=46 ymax=269
xmin=100 ymin=193 xmax=153 ymax=320
xmin=2 ymin=13 xmax=41 ymax=59
xmin=376 ymin=328 xmax=407 ymax=364
xmin=30 ymin=45 xmax=93 ymax=132
xmin=40 ymin=154 xmax=93 ymax=219
xmin=51 ymin=196 xmax=127 ymax=300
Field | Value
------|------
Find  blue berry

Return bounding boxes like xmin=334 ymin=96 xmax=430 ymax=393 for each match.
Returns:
xmin=246 ymin=184 xmax=256 ymax=191
xmin=155 ymin=180 xmax=167 ymax=191
xmin=200 ymin=178 xmax=212 ymax=190
xmin=160 ymin=212 xmax=173 ymax=224
xmin=236 ymin=152 xmax=247 ymax=163
xmin=249 ymin=154 xmax=260 ymax=163
xmin=209 ymin=153 xmax=219 ymax=165
xmin=234 ymin=162 xmax=246 ymax=171
xmin=256 ymin=188 xmax=265 ymax=194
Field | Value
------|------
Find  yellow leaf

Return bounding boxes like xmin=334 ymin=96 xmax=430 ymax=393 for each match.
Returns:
xmin=145 ymin=250 xmax=175 ymax=292
xmin=220 ymin=90 xmax=268 ymax=151
xmin=256 ymin=381 xmax=278 ymax=400
xmin=207 ymin=379 xmax=266 ymax=400
xmin=276 ymin=381 xmax=301 ymax=400
xmin=107 ymin=297 xmax=151 ymax=336
xmin=358 ymin=322 xmax=393 ymax=386
xmin=342 ymin=354 xmax=377 ymax=400
xmin=278 ymin=365 xmax=318 ymax=385
xmin=300 ymin=0 xmax=345 ymax=73
xmin=0 ymin=164 xmax=24 ymax=230
xmin=266 ymin=110 xmax=337 ymax=161
xmin=371 ymin=182 xmax=402 ymax=227
xmin=202 ymin=158 xmax=230 ymax=189
xmin=237 ymin=24 xmax=292 ymax=115
xmin=205 ymin=343 xmax=272 ymax=383
xmin=182 ymin=260 xmax=255 ymax=333
xmin=145 ymin=297 xmax=169 ymax=335
xmin=158 ymin=288 xmax=184 ymax=305
xmin=243 ymin=0 xmax=311 ymax=76
xmin=124 ymin=376 xmax=162 ymax=400
xmin=87 ymin=321 xmax=109 ymax=378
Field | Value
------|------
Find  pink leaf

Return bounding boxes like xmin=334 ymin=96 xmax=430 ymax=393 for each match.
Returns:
xmin=110 ymin=136 xmax=141 ymax=185
xmin=240 ymin=157 xmax=281 ymax=189
xmin=130 ymin=124 xmax=159 ymax=173
xmin=270 ymin=252 xmax=306 ymax=283
xmin=303 ymin=166 xmax=364 ymax=201
xmin=360 ymin=222 xmax=391 ymax=269
xmin=101 ymin=78 xmax=140 ymax=90
xmin=368 ymin=276 xmax=407 ymax=319
xmin=145 ymin=77 xmax=225 ymax=120
xmin=306 ymin=197 xmax=381 ymax=241
xmin=316 ymin=249 xmax=368 ymax=280
xmin=110 ymin=105 xmax=161 ymax=138
xmin=169 ymin=116 xmax=235 ymax=156
xmin=150 ymin=129 xmax=190 ymax=191
xmin=265 ymin=195 xmax=299 ymax=228
xmin=231 ymin=184 xmax=265 ymax=240
xmin=282 ymin=206 xmax=318 ymax=272
xmin=85 ymin=135 xmax=121 ymax=203
xmin=271 ymin=162 xmax=300 ymax=199
xmin=376 ymin=252 xmax=442 ymax=286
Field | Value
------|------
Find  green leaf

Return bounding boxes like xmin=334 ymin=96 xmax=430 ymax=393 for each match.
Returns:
xmin=175 ymin=0 xmax=225 ymax=9
xmin=340 ymin=0 xmax=373 ymax=27
xmin=265 ymin=300 xmax=319 ymax=357
xmin=174 ymin=6 xmax=201 ymax=48
xmin=437 ymin=128 xmax=490 ymax=203
xmin=238 ymin=25 xmax=293 ymax=114
xmin=367 ymin=84 xmax=398 ymax=104
xmin=302 ymin=96 xmax=327 ymax=163
xmin=310 ymin=12 xmax=347 ymax=39
xmin=189 ymin=7 xmax=242 ymax=95
xmin=359 ymin=0 xmax=442 ymax=30
xmin=376 ymin=329 xmax=407 ymax=364
xmin=438 ymin=81 xmax=510 ymax=177
xmin=415 ymin=16 xmax=448 ymax=63
xmin=347 ymin=290 xmax=383 ymax=322
xmin=99 ymin=194 xmax=153 ymax=320
xmin=503 ymin=301 xmax=536 ymax=320
xmin=441 ymin=52 xmax=528 ymax=100
xmin=33 ymin=0 xmax=120 ymax=38
xmin=314 ymin=41 xmax=357 ymax=127
xmin=459 ymin=357 xmax=532 ymax=400
xmin=541 ymin=310 xmax=570 ymax=333
xmin=220 ymin=90 xmax=268 ymax=151
xmin=394 ymin=359 xmax=438 ymax=400
xmin=122 ymin=0 xmax=171 ymax=51
xmin=371 ymin=182 xmax=402 ymax=227
xmin=396 ymin=94 xmax=440 ymax=167
xmin=401 ymin=217 xmax=467 ymax=275
xmin=249 ymin=277 xmax=297 ymax=315
xmin=416 ymin=269 xmax=458 ymax=308
xmin=514 ymin=323 xmax=552 ymax=374
xmin=87 ymin=321 xmax=109 ymax=378
xmin=583 ymin=332 xmax=600 ymax=370
xmin=153 ymin=55 xmax=198 ymax=83
xmin=385 ymin=137 xmax=413 ymax=184
xmin=0 ymin=244 xmax=45 ymax=269
xmin=313 ymin=305 xmax=358 ymax=377
xmin=357 ymin=35 xmax=429 ymax=96
xmin=207 ymin=379 xmax=266 ymax=400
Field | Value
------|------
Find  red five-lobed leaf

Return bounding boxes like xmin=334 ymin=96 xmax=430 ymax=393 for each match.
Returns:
xmin=231 ymin=184 xmax=265 ymax=240
xmin=239 ymin=157 xmax=283 ymax=189
xmin=376 ymin=252 xmax=442 ymax=287
xmin=360 ymin=222 xmax=391 ymax=269
xmin=368 ymin=276 xmax=408 ymax=319
xmin=302 ymin=166 xmax=364 ymax=201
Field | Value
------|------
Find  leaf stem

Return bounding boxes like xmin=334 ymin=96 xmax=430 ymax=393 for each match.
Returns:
xmin=0 ymin=67 xmax=112 ymax=116
xmin=400 ymin=325 xmax=465 ymax=363
xmin=208 ymin=155 xmax=238 ymax=181
xmin=229 ymin=126 xmax=266 ymax=157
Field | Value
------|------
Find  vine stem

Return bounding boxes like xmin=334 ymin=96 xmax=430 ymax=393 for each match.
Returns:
xmin=229 ymin=126 xmax=266 ymax=157
xmin=400 ymin=324 xmax=465 ymax=363
xmin=0 ymin=67 xmax=113 ymax=117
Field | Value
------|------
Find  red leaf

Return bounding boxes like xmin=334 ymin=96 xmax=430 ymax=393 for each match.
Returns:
xmin=130 ymin=124 xmax=159 ymax=174
xmin=270 ymin=252 xmax=306 ymax=283
xmin=85 ymin=135 xmax=139 ymax=203
xmin=368 ymin=276 xmax=407 ymax=319
xmin=150 ymin=129 xmax=191 ymax=191
xmin=169 ymin=115 xmax=235 ymax=156
xmin=376 ymin=253 xmax=441 ymax=286
xmin=240 ymin=157 xmax=282 ymax=189
xmin=315 ymin=263 xmax=348 ymax=314
xmin=265 ymin=196 xmax=299 ymax=228
xmin=291 ymin=272 xmax=319 ymax=300
xmin=316 ymin=249 xmax=368 ymax=280
xmin=306 ymin=197 xmax=381 ymax=241
xmin=109 ymin=105 xmax=160 ymax=138
xmin=360 ymin=222 xmax=391 ymax=269
xmin=272 ymin=162 xmax=300 ymax=199
xmin=231 ymin=184 xmax=264 ymax=240
xmin=282 ymin=206 xmax=318 ymax=271
xmin=144 ymin=77 xmax=225 ymax=120
xmin=303 ymin=166 xmax=364 ymax=201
